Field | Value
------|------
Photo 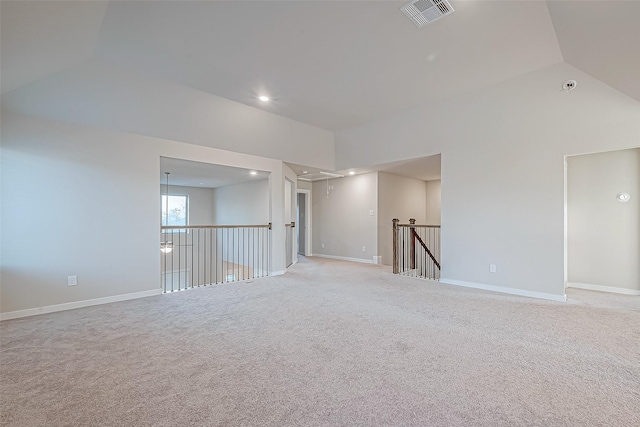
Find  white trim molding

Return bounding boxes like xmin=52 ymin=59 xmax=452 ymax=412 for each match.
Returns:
xmin=567 ymin=282 xmax=640 ymax=296
xmin=0 ymin=289 xmax=162 ymax=321
xmin=311 ymin=254 xmax=373 ymax=264
xmin=440 ymin=278 xmax=567 ymax=302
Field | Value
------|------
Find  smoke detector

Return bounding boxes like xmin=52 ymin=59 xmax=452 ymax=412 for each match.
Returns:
xmin=563 ymin=80 xmax=577 ymax=91
xmin=401 ymin=0 xmax=455 ymax=28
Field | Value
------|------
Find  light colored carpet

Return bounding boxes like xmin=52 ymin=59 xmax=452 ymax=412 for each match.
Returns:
xmin=1 ymin=257 xmax=639 ymax=426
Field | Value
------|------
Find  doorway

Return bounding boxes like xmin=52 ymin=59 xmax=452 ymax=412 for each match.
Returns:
xmin=297 ymin=189 xmax=311 ymax=256
xmin=565 ymin=147 xmax=640 ymax=295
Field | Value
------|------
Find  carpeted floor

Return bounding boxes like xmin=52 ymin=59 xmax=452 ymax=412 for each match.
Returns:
xmin=1 ymin=257 xmax=639 ymax=426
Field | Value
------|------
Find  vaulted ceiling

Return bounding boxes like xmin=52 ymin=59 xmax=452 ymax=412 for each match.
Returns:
xmin=2 ymin=1 xmax=639 ymax=132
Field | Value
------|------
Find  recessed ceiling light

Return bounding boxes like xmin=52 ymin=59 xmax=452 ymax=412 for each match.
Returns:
xmin=302 ymin=170 xmax=308 ymax=174
xmin=616 ymin=192 xmax=630 ymax=202
xmin=199 ymin=182 xmax=204 ymax=185
xmin=250 ymin=171 xmax=258 ymax=176
xmin=258 ymin=95 xmax=270 ymax=102
xmin=349 ymin=171 xmax=355 ymax=175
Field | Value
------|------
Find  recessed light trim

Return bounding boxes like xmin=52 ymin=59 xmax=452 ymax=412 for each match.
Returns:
xmin=250 ymin=171 xmax=258 ymax=176
xmin=258 ymin=95 xmax=270 ymax=102
xmin=616 ymin=192 xmax=630 ymax=202
xmin=349 ymin=171 xmax=355 ymax=175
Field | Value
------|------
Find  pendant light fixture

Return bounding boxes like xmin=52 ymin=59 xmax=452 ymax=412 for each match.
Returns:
xmin=160 ymin=171 xmax=174 ymax=253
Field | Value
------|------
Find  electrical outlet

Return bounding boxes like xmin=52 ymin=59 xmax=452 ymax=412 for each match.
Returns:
xmin=321 ymin=243 xmax=325 ymax=249
xmin=68 ymin=275 xmax=78 ymax=286
xmin=362 ymin=246 xmax=366 ymax=252
xmin=369 ymin=210 xmax=374 ymax=216
xmin=489 ymin=264 xmax=497 ymax=273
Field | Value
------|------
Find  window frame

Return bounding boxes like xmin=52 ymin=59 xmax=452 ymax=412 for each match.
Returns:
xmin=161 ymin=193 xmax=189 ymax=232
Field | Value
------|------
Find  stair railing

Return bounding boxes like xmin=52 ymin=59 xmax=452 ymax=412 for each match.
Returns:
xmin=393 ymin=218 xmax=441 ymax=280
xmin=161 ymin=223 xmax=271 ymax=293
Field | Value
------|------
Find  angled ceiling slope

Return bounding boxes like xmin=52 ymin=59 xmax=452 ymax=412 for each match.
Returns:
xmin=547 ymin=0 xmax=640 ymax=102
xmin=0 ymin=1 xmax=108 ymax=94
xmin=2 ymin=0 xmax=563 ymax=132
xmin=1 ymin=1 xmax=638 ymax=136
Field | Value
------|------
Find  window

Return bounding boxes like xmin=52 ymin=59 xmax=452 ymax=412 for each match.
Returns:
xmin=162 ymin=195 xmax=188 ymax=230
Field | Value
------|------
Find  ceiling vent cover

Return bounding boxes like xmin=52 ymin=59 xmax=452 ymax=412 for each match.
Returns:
xmin=401 ymin=0 xmax=454 ymax=28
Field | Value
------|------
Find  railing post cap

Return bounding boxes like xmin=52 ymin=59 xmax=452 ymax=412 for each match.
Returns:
xmin=409 ymin=218 xmax=416 ymax=224
xmin=392 ymin=218 xmax=399 ymax=222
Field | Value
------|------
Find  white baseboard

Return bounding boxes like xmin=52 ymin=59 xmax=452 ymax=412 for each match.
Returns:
xmin=0 ymin=289 xmax=162 ymax=321
xmin=271 ymin=270 xmax=286 ymax=276
xmin=567 ymin=282 xmax=640 ymax=296
xmin=311 ymin=254 xmax=373 ymax=264
xmin=439 ymin=278 xmax=567 ymax=302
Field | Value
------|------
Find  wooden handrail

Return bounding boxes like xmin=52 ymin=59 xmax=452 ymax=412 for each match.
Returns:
xmin=412 ymin=229 xmax=441 ymax=270
xmin=161 ymin=224 xmax=271 ymax=230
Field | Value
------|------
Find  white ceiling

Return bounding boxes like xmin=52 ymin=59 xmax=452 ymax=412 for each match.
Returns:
xmin=160 ymin=157 xmax=269 ymax=189
xmin=547 ymin=0 xmax=640 ymax=102
xmin=1 ymin=1 xmax=639 ymax=133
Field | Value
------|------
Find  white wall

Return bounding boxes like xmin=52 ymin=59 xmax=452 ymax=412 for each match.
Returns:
xmin=284 ymin=180 xmax=293 ymax=224
xmin=335 ymin=62 xmax=640 ymax=299
xmin=426 ymin=180 xmax=441 ymax=226
xmin=377 ymin=172 xmax=427 ymax=266
xmin=212 ymin=179 xmax=269 ymax=225
xmin=0 ymin=111 xmax=289 ymax=315
xmin=297 ymin=180 xmax=312 ymax=191
xmin=312 ymin=173 xmax=377 ymax=262
xmin=567 ymin=148 xmax=639 ymax=292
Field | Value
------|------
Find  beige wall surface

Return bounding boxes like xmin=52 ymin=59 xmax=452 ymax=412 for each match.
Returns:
xmin=297 ymin=180 xmax=312 ymax=191
xmin=213 ymin=179 xmax=269 ymax=226
xmin=1 ymin=111 xmax=288 ymax=314
xmin=567 ymin=148 xmax=639 ymax=291
xmin=312 ymin=173 xmax=377 ymax=262
xmin=377 ymin=172 xmax=427 ymax=266
xmin=335 ymin=62 xmax=640 ymax=298
xmin=426 ymin=180 xmax=441 ymax=226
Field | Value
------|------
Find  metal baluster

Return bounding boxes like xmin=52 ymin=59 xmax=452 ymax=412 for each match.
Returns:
xmin=211 ymin=228 xmax=213 ymax=284
xmin=196 ymin=228 xmax=200 ymax=287
xmin=252 ymin=227 xmax=255 ymax=279
xmin=242 ymin=227 xmax=245 ymax=281
xmin=171 ymin=229 xmax=175 ymax=292
xmin=162 ymin=230 xmax=167 ymax=293
xmin=215 ymin=228 xmax=219 ymax=284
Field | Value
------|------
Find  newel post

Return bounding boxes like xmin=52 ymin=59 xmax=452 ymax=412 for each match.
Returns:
xmin=409 ymin=218 xmax=416 ymax=270
xmin=392 ymin=219 xmax=399 ymax=274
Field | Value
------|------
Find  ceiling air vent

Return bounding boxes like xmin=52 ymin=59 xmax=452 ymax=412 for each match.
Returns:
xmin=401 ymin=0 xmax=454 ymax=28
